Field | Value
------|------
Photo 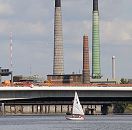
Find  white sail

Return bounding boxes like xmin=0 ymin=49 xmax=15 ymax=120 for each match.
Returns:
xmin=72 ymin=91 xmax=84 ymax=115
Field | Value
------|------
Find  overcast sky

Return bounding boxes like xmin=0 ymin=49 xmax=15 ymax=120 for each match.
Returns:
xmin=0 ymin=0 xmax=132 ymax=80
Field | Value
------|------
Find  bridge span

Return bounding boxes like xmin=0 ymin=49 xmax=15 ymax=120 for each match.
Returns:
xmin=0 ymin=86 xmax=132 ymax=115
xmin=0 ymin=86 xmax=132 ymax=103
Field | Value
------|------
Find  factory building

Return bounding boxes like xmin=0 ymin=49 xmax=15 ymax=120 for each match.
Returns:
xmin=13 ymin=75 xmax=44 ymax=83
xmin=47 ymin=33 xmax=91 ymax=84
xmin=47 ymin=0 xmax=105 ymax=84
xmin=47 ymin=74 xmax=82 ymax=84
xmin=0 ymin=67 xmax=13 ymax=83
xmin=48 ymin=1 xmax=91 ymax=85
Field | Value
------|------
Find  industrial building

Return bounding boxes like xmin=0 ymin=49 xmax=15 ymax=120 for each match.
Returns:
xmin=48 ymin=0 xmax=92 ymax=84
xmin=47 ymin=74 xmax=82 ymax=84
xmin=0 ymin=67 xmax=12 ymax=83
xmin=13 ymin=75 xmax=44 ymax=83
xmin=1 ymin=0 xmax=118 ymax=85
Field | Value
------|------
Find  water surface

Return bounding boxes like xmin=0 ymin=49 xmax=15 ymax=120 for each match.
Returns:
xmin=0 ymin=115 xmax=132 ymax=130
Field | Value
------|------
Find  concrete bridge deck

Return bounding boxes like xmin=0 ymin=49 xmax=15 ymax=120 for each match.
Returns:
xmin=0 ymin=86 xmax=132 ymax=102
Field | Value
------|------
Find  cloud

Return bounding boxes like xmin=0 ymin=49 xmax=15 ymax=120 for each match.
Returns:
xmin=0 ymin=2 xmax=14 ymax=16
xmin=0 ymin=20 xmax=51 ymax=42
xmin=101 ymin=20 xmax=132 ymax=44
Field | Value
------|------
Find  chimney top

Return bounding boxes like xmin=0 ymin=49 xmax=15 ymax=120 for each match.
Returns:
xmin=93 ymin=0 xmax=98 ymax=11
xmin=55 ymin=0 xmax=61 ymax=7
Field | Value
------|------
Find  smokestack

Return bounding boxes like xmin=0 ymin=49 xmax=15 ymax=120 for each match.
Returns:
xmin=53 ymin=0 xmax=64 ymax=75
xmin=83 ymin=34 xmax=90 ymax=84
xmin=55 ymin=0 xmax=61 ymax=7
xmin=93 ymin=0 xmax=98 ymax=11
xmin=92 ymin=0 xmax=101 ymax=79
xmin=112 ymin=56 xmax=116 ymax=80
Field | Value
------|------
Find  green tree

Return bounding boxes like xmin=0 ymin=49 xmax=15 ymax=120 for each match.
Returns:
xmin=120 ymin=78 xmax=128 ymax=84
xmin=113 ymin=102 xmax=128 ymax=113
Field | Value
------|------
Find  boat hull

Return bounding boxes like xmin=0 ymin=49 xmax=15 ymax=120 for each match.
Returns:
xmin=65 ymin=115 xmax=84 ymax=121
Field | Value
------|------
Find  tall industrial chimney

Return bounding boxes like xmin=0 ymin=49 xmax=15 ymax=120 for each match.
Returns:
xmin=53 ymin=0 xmax=64 ymax=75
xmin=83 ymin=35 xmax=90 ymax=84
xmin=92 ymin=0 xmax=101 ymax=79
xmin=112 ymin=56 xmax=116 ymax=80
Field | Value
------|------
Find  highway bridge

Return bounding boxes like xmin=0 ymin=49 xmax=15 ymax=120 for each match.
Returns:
xmin=0 ymin=86 xmax=132 ymax=103
xmin=0 ymin=86 xmax=131 ymax=115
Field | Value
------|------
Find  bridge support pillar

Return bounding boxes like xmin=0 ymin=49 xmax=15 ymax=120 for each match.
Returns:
xmin=1 ymin=103 xmax=5 ymax=116
xmin=55 ymin=105 xmax=57 ymax=113
xmin=38 ymin=105 xmax=42 ymax=113
xmin=31 ymin=105 xmax=34 ymax=113
xmin=61 ymin=105 xmax=63 ymax=113
xmin=67 ymin=105 xmax=70 ymax=112
xmin=48 ymin=105 xmax=50 ymax=113
xmin=37 ymin=105 xmax=39 ymax=113
xmin=33 ymin=105 xmax=37 ymax=114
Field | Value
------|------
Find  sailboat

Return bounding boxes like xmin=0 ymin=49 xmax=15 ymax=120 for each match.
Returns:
xmin=65 ymin=91 xmax=85 ymax=120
